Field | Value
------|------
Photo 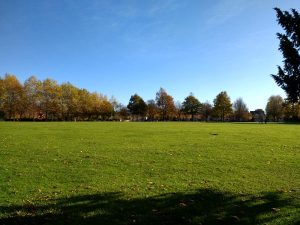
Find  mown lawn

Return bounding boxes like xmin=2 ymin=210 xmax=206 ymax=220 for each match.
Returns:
xmin=0 ymin=122 xmax=299 ymax=224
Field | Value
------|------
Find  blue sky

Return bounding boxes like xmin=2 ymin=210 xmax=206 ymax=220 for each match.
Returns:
xmin=0 ymin=0 xmax=299 ymax=110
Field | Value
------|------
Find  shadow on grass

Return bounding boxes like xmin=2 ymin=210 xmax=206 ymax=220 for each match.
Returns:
xmin=0 ymin=189 xmax=299 ymax=225
xmin=231 ymin=122 xmax=300 ymax=125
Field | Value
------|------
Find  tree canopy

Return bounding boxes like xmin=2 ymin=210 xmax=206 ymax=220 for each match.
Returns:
xmin=182 ymin=94 xmax=201 ymax=121
xmin=155 ymin=88 xmax=176 ymax=121
xmin=233 ymin=98 xmax=249 ymax=122
xmin=0 ymin=74 xmax=113 ymax=121
xmin=127 ymin=94 xmax=147 ymax=119
xmin=147 ymin=100 xmax=159 ymax=121
xmin=213 ymin=91 xmax=232 ymax=122
xmin=266 ymin=95 xmax=284 ymax=121
xmin=272 ymin=8 xmax=300 ymax=103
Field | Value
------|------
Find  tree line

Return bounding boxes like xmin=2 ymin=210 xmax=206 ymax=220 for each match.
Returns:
xmin=0 ymin=75 xmax=114 ymax=121
xmin=126 ymin=89 xmax=299 ymax=122
xmin=0 ymin=74 xmax=298 ymax=122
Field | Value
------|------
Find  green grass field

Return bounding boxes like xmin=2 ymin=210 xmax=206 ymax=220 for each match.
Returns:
xmin=0 ymin=122 xmax=299 ymax=224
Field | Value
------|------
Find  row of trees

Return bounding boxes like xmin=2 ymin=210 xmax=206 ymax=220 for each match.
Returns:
xmin=116 ymin=89 xmax=246 ymax=122
xmin=128 ymin=90 xmax=300 ymax=122
xmin=0 ymin=75 xmax=115 ymax=121
xmin=0 ymin=74 xmax=298 ymax=122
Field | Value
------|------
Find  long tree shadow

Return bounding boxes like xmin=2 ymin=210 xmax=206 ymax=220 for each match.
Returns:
xmin=0 ymin=188 xmax=299 ymax=225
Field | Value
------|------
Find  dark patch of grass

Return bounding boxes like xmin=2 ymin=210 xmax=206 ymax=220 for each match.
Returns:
xmin=1 ymin=188 xmax=299 ymax=225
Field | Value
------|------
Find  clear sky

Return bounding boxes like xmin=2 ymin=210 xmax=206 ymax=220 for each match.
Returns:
xmin=1 ymin=0 xmax=299 ymax=110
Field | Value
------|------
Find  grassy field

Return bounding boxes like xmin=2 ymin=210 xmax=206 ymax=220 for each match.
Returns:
xmin=0 ymin=122 xmax=299 ymax=225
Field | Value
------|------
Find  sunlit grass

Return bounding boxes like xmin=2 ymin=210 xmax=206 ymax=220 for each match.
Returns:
xmin=0 ymin=122 xmax=299 ymax=224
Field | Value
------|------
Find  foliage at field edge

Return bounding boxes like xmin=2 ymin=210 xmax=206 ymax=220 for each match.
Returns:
xmin=0 ymin=74 xmax=298 ymax=122
xmin=272 ymin=8 xmax=300 ymax=104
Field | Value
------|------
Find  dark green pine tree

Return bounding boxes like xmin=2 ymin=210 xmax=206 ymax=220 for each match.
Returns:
xmin=271 ymin=8 xmax=300 ymax=103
